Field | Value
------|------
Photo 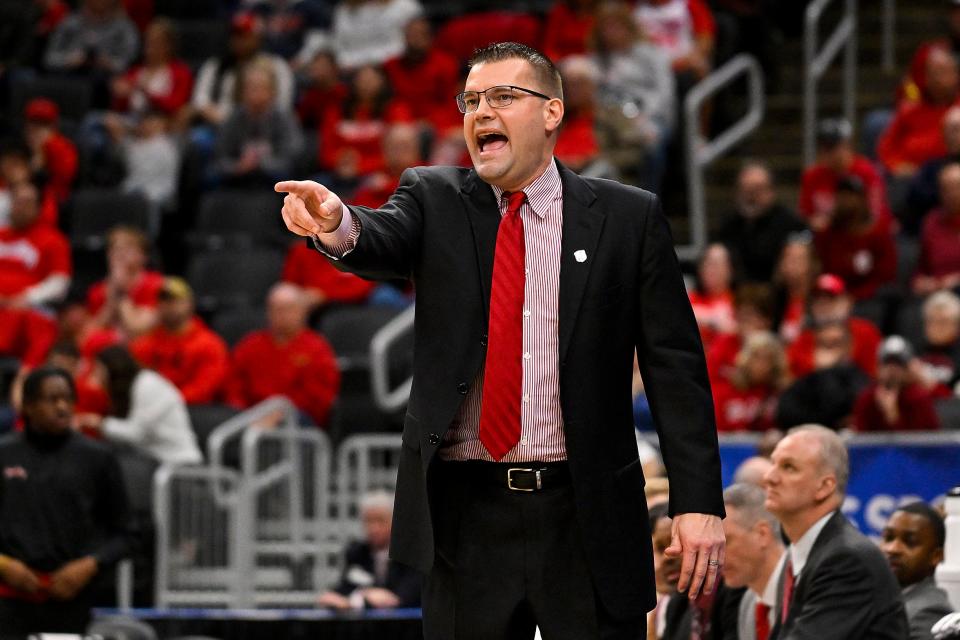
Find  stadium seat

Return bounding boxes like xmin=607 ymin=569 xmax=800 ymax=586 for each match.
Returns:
xmin=211 ymin=306 xmax=266 ymax=347
xmin=67 ymin=189 xmax=153 ymax=251
xmin=187 ymin=403 xmax=241 ymax=455
xmin=88 ymin=616 xmax=159 ymax=640
xmin=154 ymin=0 xmax=221 ymax=19
xmin=319 ymin=305 xmax=405 ymax=371
xmin=191 ymin=189 xmax=290 ymax=250
xmin=171 ymin=20 xmax=229 ymax=69
xmin=434 ymin=11 xmax=543 ymax=66
xmin=8 ymin=74 xmax=93 ymax=131
xmin=935 ymin=397 xmax=960 ymax=430
xmin=187 ymin=248 xmax=284 ymax=316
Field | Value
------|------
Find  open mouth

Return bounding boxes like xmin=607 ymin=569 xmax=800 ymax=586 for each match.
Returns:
xmin=477 ymin=131 xmax=508 ymax=153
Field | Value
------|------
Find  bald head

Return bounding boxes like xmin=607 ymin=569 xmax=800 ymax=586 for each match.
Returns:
xmin=733 ymin=456 xmax=773 ymax=487
xmin=267 ymin=283 xmax=309 ymax=339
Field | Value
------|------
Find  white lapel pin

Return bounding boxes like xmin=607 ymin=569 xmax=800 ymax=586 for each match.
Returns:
xmin=574 ymin=250 xmax=587 ymax=263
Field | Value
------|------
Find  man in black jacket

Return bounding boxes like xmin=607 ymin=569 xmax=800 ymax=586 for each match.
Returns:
xmin=0 ymin=367 xmax=131 ymax=635
xmin=764 ymin=425 xmax=908 ymax=640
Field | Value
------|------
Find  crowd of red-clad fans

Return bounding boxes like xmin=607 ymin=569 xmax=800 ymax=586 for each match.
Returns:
xmin=0 ymin=0 xmax=956 ymax=443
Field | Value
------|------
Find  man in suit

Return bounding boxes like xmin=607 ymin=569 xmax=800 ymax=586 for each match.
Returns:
xmin=277 ymin=41 xmax=725 ymax=639
xmin=881 ymin=502 xmax=953 ymax=640
xmin=721 ymin=483 xmax=785 ymax=640
xmin=763 ymin=425 xmax=908 ymax=640
xmin=318 ymin=490 xmax=421 ymax=610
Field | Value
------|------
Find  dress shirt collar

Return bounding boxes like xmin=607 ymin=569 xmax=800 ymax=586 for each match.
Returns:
xmin=759 ymin=552 xmax=786 ymax=607
xmin=490 ymin=157 xmax=562 ymax=220
xmin=788 ymin=512 xmax=834 ymax=577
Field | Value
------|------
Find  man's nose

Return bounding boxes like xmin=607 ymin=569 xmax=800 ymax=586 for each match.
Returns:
xmin=474 ymin=95 xmax=495 ymax=119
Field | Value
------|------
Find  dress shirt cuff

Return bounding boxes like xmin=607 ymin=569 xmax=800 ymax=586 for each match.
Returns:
xmin=311 ymin=205 xmax=360 ymax=260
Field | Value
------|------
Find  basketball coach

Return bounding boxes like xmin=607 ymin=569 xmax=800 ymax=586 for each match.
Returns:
xmin=277 ymin=42 xmax=725 ymax=640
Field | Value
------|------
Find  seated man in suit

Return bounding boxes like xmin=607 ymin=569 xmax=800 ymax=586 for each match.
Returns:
xmin=763 ymin=424 xmax=908 ymax=639
xmin=318 ymin=490 xmax=421 ymax=610
xmin=722 ymin=483 xmax=785 ymax=640
xmin=881 ymin=502 xmax=953 ymax=640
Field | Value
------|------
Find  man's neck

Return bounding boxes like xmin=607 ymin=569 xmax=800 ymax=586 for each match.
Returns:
xmin=781 ymin=502 xmax=837 ymax=544
xmin=749 ymin=548 xmax=784 ymax=597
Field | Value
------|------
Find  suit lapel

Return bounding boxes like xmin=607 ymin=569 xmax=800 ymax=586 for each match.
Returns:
xmin=460 ymin=169 xmax=500 ymax=318
xmin=558 ymin=162 xmax=603 ymax=362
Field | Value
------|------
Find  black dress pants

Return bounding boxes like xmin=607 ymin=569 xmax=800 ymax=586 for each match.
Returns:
xmin=422 ymin=461 xmax=646 ymax=640
xmin=0 ymin=597 xmax=91 ymax=639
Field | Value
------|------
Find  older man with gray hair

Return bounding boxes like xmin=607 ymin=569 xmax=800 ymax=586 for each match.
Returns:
xmin=723 ymin=483 xmax=785 ymax=640
xmin=763 ymin=424 xmax=908 ymax=640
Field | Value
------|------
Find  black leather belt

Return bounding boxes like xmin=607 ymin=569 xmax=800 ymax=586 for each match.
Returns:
xmin=437 ymin=460 xmax=571 ymax=492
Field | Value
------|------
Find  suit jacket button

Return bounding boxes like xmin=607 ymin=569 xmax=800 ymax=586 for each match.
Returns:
xmin=428 ymin=433 xmax=440 ymax=445
xmin=457 ymin=382 xmax=468 ymax=394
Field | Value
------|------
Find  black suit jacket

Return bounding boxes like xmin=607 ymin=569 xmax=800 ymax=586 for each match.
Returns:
xmin=322 ymin=160 xmax=724 ymax=620
xmin=332 ymin=541 xmax=422 ymax=608
xmin=771 ymin=511 xmax=909 ymax=640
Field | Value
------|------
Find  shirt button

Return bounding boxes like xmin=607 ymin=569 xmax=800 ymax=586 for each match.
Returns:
xmin=520 ymin=437 xmax=528 ymax=445
xmin=523 ymin=352 xmax=531 ymax=360
xmin=428 ymin=433 xmax=440 ymax=445
xmin=523 ymin=394 xmax=530 ymax=403
xmin=457 ymin=382 xmax=468 ymax=395
xmin=523 ymin=310 xmax=531 ymax=318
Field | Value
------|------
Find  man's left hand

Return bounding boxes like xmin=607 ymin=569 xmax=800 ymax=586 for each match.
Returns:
xmin=49 ymin=556 xmax=98 ymax=601
xmin=664 ymin=513 xmax=725 ymax=600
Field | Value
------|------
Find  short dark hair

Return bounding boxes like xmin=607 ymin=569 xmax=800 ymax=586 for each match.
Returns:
xmin=21 ymin=367 xmax=75 ymax=406
xmin=649 ymin=501 xmax=670 ymax=531
xmin=468 ymin=42 xmax=563 ymax=100
xmin=896 ymin=501 xmax=946 ymax=549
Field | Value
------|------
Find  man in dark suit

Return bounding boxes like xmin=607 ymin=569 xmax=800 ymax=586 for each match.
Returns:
xmin=763 ymin=425 xmax=908 ymax=640
xmin=881 ymin=502 xmax=953 ymax=640
xmin=277 ymin=41 xmax=725 ymax=639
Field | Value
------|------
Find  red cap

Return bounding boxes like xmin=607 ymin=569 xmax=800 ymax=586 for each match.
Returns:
xmin=231 ymin=12 xmax=262 ymax=35
xmin=24 ymin=98 xmax=59 ymax=124
xmin=813 ymin=273 xmax=847 ymax=297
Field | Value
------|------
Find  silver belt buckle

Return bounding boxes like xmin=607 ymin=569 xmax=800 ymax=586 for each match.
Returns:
xmin=507 ymin=467 xmax=541 ymax=492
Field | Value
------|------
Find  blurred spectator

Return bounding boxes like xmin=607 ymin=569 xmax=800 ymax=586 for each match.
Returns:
xmin=0 ymin=0 xmax=70 ymax=71
xmin=107 ymin=109 xmax=179 ymax=217
xmin=914 ymin=162 xmax=960 ymax=297
xmin=721 ymin=483 xmax=785 ymax=640
xmin=853 ymin=336 xmax=940 ymax=432
xmin=812 ymin=175 xmax=896 ymax=302
xmin=633 ymin=0 xmax=715 ymax=81
xmin=282 ymin=241 xmax=376 ymax=311
xmin=763 ymin=426 xmax=908 ymax=639
xmin=0 ymin=181 xmax=70 ymax=309
xmin=330 ymin=0 xmax=423 ymax=72
xmin=23 ymin=99 xmax=77 ymax=203
xmin=689 ymin=243 xmax=736 ymax=351
xmin=732 ymin=456 xmax=772 ymax=487
xmin=383 ymin=17 xmax=460 ymax=135
xmin=787 ymin=274 xmax=882 ymax=378
xmin=718 ymin=161 xmax=807 ymax=284
xmin=649 ymin=503 xmax=679 ymax=637
xmin=706 ymin=283 xmax=774 ymax=386
xmin=712 ymin=331 xmax=789 ymax=432
xmin=226 ymin=283 xmax=340 ymax=427
xmin=800 ymin=118 xmax=891 ymax=227
xmin=247 ymin=0 xmax=332 ymax=61
xmin=109 ymin=18 xmax=191 ymax=120
xmin=777 ymin=321 xmax=871 ymax=430
xmin=904 ymin=106 xmax=960 ymax=236
xmin=317 ymin=491 xmax=421 ymax=610
xmin=213 ymin=61 xmax=303 ymax=186
xmin=84 ymin=226 xmax=162 ymax=345
xmin=772 ymin=234 xmax=819 ymax=345
xmin=879 ymin=47 xmax=960 ymax=178
xmin=44 ymin=0 xmax=139 ymax=76
xmin=899 ymin=3 xmax=960 ymax=107
xmin=554 ymin=56 xmax=614 ymax=178
xmin=189 ymin=12 xmax=295 ymax=130
xmin=130 ymin=277 xmax=228 ymax=405
xmin=914 ymin=291 xmax=960 ymax=395
xmin=542 ymin=0 xmax=597 ymax=61
xmin=44 ymin=341 xmax=109 ymax=416
xmin=352 ymin=122 xmax=420 ymax=208
xmin=0 ymin=144 xmax=58 ymax=229
xmin=296 ymin=49 xmax=347 ymax=130
xmin=711 ymin=0 xmax=777 ymax=89
xmin=590 ymin=2 xmax=674 ymax=189
xmin=319 ymin=64 xmax=412 ymax=184
xmin=77 ymin=345 xmax=202 ymax=465
xmin=880 ymin=502 xmax=952 ymax=640
xmin=0 ymin=367 xmax=130 ymax=634
xmin=0 ymin=306 xmax=57 ymax=383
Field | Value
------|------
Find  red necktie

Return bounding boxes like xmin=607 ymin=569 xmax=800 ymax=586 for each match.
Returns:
xmin=781 ymin=556 xmax=795 ymax=624
xmin=479 ymin=191 xmax=527 ymax=461
xmin=755 ymin=602 xmax=771 ymax=640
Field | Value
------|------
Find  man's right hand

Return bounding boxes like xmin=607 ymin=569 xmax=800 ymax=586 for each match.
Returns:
xmin=0 ymin=556 xmax=41 ymax=593
xmin=275 ymin=181 xmax=344 ymax=236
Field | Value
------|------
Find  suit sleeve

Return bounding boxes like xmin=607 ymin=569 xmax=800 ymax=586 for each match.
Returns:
xmin=634 ymin=194 xmax=724 ymax=518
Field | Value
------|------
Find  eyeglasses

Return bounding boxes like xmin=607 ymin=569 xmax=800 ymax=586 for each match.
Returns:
xmin=455 ymin=85 xmax=552 ymax=114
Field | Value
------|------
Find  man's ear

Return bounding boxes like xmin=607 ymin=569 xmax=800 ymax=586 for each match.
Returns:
xmin=814 ymin=475 xmax=837 ymax=503
xmin=544 ymin=98 xmax=564 ymax=133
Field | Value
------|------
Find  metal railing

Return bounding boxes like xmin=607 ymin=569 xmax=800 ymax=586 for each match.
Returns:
xmin=370 ymin=305 xmax=415 ymax=413
xmin=804 ymin=0 xmax=857 ymax=166
xmin=682 ymin=53 xmax=765 ymax=262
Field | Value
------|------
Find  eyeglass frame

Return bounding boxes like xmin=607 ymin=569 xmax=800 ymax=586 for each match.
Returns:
xmin=455 ymin=85 xmax=553 ymax=114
